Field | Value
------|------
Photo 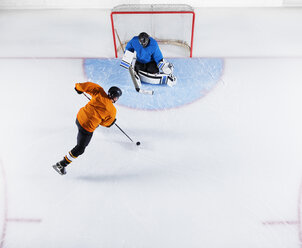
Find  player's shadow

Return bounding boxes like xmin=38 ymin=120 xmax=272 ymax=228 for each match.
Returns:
xmin=76 ymin=170 xmax=156 ymax=183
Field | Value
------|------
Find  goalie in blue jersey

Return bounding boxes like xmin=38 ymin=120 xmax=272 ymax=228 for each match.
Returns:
xmin=125 ymin=32 xmax=164 ymax=74
xmin=122 ymin=32 xmax=177 ymax=92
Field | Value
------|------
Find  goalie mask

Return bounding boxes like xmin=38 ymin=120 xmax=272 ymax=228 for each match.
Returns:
xmin=138 ymin=32 xmax=150 ymax=48
xmin=108 ymin=86 xmax=122 ymax=101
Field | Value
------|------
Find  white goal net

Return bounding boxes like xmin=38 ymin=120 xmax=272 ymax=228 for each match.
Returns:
xmin=111 ymin=4 xmax=195 ymax=58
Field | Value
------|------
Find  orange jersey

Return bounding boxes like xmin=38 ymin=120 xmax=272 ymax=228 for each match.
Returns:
xmin=75 ymin=82 xmax=117 ymax=132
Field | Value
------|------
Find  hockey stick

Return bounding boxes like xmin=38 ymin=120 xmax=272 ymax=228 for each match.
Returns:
xmin=82 ymin=92 xmax=141 ymax=145
xmin=128 ymin=65 xmax=154 ymax=95
xmin=115 ymin=123 xmax=140 ymax=145
xmin=83 ymin=92 xmax=91 ymax=101
xmin=114 ymin=123 xmax=133 ymax=142
xmin=114 ymin=123 xmax=140 ymax=145
xmin=138 ymin=88 xmax=154 ymax=95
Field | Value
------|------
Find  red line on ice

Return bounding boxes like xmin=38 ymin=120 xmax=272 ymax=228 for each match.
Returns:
xmin=0 ymin=160 xmax=8 ymax=248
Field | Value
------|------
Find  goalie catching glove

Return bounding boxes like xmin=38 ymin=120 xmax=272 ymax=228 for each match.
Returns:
xmin=158 ymin=60 xmax=174 ymax=75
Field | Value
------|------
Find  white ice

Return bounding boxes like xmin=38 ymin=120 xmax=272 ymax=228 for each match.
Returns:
xmin=0 ymin=7 xmax=302 ymax=248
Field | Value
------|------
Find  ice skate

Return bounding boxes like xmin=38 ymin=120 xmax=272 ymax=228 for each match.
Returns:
xmin=53 ymin=162 xmax=66 ymax=175
xmin=167 ymin=74 xmax=177 ymax=87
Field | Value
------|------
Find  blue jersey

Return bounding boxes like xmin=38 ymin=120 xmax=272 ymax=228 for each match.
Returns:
xmin=125 ymin=36 xmax=163 ymax=65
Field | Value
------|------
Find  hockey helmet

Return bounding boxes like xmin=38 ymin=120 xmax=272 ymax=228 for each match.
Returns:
xmin=108 ymin=86 xmax=122 ymax=100
xmin=138 ymin=32 xmax=150 ymax=48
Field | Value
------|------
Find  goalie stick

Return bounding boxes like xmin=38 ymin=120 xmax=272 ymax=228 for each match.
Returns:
xmin=138 ymin=88 xmax=154 ymax=95
xmin=128 ymin=65 xmax=154 ymax=95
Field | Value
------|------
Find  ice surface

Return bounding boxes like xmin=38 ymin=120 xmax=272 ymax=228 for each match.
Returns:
xmin=0 ymin=8 xmax=302 ymax=248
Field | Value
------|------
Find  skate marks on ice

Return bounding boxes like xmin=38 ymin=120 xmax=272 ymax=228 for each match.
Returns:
xmin=83 ymin=58 xmax=224 ymax=110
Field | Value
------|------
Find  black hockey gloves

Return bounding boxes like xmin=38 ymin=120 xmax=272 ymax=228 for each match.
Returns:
xmin=107 ymin=118 xmax=116 ymax=128
xmin=75 ymin=87 xmax=83 ymax=94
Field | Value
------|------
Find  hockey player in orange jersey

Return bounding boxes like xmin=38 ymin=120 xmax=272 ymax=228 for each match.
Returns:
xmin=53 ymin=82 xmax=122 ymax=175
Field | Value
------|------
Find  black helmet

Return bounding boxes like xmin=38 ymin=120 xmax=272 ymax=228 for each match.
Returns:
xmin=138 ymin=32 xmax=150 ymax=48
xmin=108 ymin=86 xmax=122 ymax=99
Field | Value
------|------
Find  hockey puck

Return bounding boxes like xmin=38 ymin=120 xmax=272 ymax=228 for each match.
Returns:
xmin=136 ymin=141 xmax=141 ymax=146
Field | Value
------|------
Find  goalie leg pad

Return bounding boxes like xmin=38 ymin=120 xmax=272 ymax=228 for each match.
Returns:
xmin=138 ymin=70 xmax=176 ymax=86
xmin=138 ymin=71 xmax=163 ymax=85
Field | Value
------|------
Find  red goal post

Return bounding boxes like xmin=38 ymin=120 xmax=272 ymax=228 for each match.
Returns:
xmin=110 ymin=4 xmax=195 ymax=58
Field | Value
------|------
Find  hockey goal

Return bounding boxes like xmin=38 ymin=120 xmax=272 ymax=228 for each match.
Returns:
xmin=110 ymin=4 xmax=195 ymax=58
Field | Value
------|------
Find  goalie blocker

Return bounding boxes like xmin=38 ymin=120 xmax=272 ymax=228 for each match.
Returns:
xmin=120 ymin=50 xmax=177 ymax=93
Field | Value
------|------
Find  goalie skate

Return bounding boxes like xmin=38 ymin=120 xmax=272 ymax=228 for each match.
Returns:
xmin=167 ymin=74 xmax=177 ymax=87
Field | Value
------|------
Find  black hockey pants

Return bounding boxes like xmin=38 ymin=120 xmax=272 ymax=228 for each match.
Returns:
xmin=70 ymin=119 xmax=93 ymax=157
xmin=135 ymin=60 xmax=159 ymax=74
